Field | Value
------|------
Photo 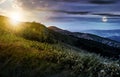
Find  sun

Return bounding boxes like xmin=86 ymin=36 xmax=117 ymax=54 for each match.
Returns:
xmin=9 ymin=12 xmax=23 ymax=25
xmin=102 ymin=16 xmax=108 ymax=22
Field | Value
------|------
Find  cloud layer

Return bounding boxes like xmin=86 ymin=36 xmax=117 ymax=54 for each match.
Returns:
xmin=11 ymin=0 xmax=120 ymax=31
xmin=14 ymin=0 xmax=120 ymax=12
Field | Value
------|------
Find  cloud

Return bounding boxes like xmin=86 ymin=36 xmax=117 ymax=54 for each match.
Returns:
xmin=37 ymin=9 xmax=90 ymax=15
xmin=50 ymin=10 xmax=90 ymax=15
xmin=13 ymin=0 xmax=92 ymax=11
xmin=90 ymin=0 xmax=117 ymax=4
xmin=92 ymin=13 xmax=120 ymax=17
xmin=13 ymin=0 xmax=120 ymax=23
xmin=0 ymin=0 xmax=6 ymax=4
xmin=14 ymin=0 xmax=120 ymax=11
xmin=0 ymin=8 xmax=7 ymax=16
xmin=14 ymin=0 xmax=59 ymax=10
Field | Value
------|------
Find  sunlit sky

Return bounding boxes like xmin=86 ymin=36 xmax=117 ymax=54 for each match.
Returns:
xmin=0 ymin=0 xmax=120 ymax=31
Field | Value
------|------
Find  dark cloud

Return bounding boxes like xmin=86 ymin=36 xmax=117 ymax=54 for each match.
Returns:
xmin=90 ymin=0 xmax=118 ymax=4
xmin=42 ymin=0 xmax=81 ymax=2
xmin=51 ymin=10 xmax=90 ymax=15
xmin=37 ymin=9 xmax=90 ymax=15
xmin=92 ymin=13 xmax=120 ymax=17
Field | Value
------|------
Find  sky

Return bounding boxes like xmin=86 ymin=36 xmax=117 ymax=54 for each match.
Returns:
xmin=0 ymin=0 xmax=120 ymax=31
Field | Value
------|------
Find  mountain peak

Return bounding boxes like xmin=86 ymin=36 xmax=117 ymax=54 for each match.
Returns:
xmin=48 ymin=26 xmax=63 ymax=31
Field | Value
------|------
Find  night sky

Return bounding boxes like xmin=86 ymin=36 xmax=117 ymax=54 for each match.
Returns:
xmin=0 ymin=0 xmax=120 ymax=31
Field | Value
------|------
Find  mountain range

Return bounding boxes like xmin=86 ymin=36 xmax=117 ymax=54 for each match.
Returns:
xmin=48 ymin=26 xmax=120 ymax=48
xmin=85 ymin=29 xmax=120 ymax=42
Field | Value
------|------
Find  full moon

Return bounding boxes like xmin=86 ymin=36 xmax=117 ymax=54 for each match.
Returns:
xmin=102 ymin=16 xmax=108 ymax=22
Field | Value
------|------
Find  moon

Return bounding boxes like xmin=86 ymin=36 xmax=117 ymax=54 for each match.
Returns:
xmin=102 ymin=16 xmax=108 ymax=22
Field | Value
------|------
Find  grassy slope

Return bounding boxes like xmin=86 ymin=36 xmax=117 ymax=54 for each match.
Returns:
xmin=0 ymin=15 xmax=120 ymax=77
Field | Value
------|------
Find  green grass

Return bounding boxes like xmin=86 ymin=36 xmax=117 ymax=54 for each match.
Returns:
xmin=0 ymin=15 xmax=120 ymax=77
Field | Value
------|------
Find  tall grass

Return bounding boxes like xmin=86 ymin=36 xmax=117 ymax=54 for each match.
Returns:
xmin=0 ymin=32 xmax=119 ymax=77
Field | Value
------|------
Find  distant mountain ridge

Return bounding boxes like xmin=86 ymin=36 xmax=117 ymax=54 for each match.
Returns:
xmin=85 ymin=29 xmax=120 ymax=42
xmin=48 ymin=26 xmax=120 ymax=48
xmin=109 ymin=36 xmax=120 ymax=42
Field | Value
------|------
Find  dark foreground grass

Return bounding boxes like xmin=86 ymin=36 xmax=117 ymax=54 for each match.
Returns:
xmin=0 ymin=33 xmax=120 ymax=77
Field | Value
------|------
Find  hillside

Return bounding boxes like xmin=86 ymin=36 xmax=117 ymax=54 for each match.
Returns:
xmin=48 ymin=26 xmax=120 ymax=47
xmin=0 ymin=15 xmax=120 ymax=77
xmin=48 ymin=26 xmax=120 ymax=58
xmin=109 ymin=36 xmax=120 ymax=42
